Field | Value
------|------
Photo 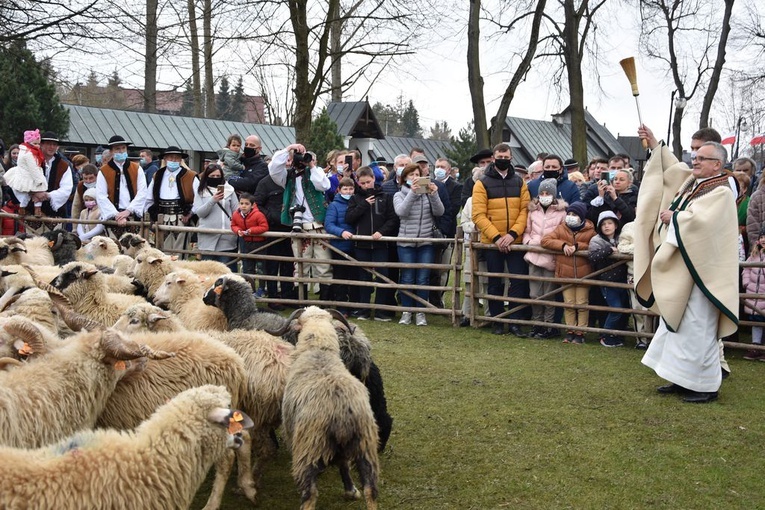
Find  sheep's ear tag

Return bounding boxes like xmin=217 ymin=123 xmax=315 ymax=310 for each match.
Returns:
xmin=170 ymin=255 xmax=179 ymax=261
xmin=214 ymin=285 xmax=223 ymax=296
xmin=13 ymin=340 xmax=33 ymax=356
xmin=113 ymin=360 xmax=127 ymax=371
xmin=228 ymin=412 xmax=244 ymax=434
xmin=47 ymin=240 xmax=55 ymax=248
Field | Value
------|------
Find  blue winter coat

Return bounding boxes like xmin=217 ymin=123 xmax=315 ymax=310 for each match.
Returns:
xmin=324 ymin=193 xmax=355 ymax=252
xmin=527 ymin=170 xmax=581 ymax=204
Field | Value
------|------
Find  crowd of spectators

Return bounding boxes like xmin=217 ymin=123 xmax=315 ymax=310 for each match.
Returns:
xmin=0 ymin=129 xmax=761 ymax=354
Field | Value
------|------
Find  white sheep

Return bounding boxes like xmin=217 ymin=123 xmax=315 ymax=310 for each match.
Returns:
xmin=0 ymin=385 xmax=253 ymax=510
xmin=50 ymin=262 xmax=147 ymax=325
xmin=282 ymin=306 xmax=380 ymax=509
xmin=0 ymin=327 xmax=173 ymax=448
xmin=154 ymin=269 xmax=227 ymax=331
xmin=118 ymin=232 xmax=148 ymax=257
xmin=131 ymin=247 xmax=232 ymax=299
xmin=0 ymin=264 xmax=61 ymax=311
xmin=112 ymin=299 xmax=294 ymax=485
xmin=76 ymin=235 xmax=120 ymax=266
xmin=0 ymin=288 xmax=73 ymax=339
xmin=97 ymin=330 xmax=258 ymax=507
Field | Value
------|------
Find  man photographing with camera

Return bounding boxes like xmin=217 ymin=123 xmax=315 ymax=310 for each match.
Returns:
xmin=269 ymin=143 xmax=333 ymax=301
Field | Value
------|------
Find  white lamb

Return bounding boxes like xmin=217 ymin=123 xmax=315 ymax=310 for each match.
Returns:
xmin=0 ymin=385 xmax=253 ymax=510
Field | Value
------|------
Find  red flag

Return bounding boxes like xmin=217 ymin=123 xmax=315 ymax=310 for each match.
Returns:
xmin=751 ymin=134 xmax=765 ymax=146
xmin=720 ymin=132 xmax=736 ymax=145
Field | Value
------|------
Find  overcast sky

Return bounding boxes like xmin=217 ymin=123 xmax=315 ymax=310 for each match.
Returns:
xmin=347 ymin=0 xmax=759 ymax=154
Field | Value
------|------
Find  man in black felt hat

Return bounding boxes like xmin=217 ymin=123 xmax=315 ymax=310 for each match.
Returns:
xmin=143 ymin=146 xmax=197 ymax=253
xmin=460 ymin=148 xmax=494 ymax=207
xmin=95 ymin=135 xmax=147 ymax=239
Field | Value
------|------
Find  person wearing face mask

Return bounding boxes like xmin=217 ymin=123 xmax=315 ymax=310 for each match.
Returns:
xmin=229 ymin=134 xmax=269 ymax=194
xmin=527 ymin=154 xmax=581 ymax=205
xmin=140 ymin=149 xmax=159 ymax=184
xmin=75 ymin=187 xmax=105 ymax=242
xmin=382 ymin=154 xmax=412 ymax=196
xmin=324 ymin=177 xmax=358 ymax=316
xmin=523 ymin=178 xmax=568 ymax=339
xmin=586 ymin=168 xmax=638 ymax=224
xmin=71 ymin=164 xmax=99 ymax=220
xmin=144 ymin=146 xmax=197 ymax=254
xmin=96 ymin=135 xmax=147 ymax=239
xmin=541 ymin=201 xmax=596 ymax=344
xmin=472 ymin=143 xmax=530 ymax=336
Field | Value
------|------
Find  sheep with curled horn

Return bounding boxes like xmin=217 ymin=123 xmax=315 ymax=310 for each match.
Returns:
xmin=207 ymin=275 xmax=393 ymax=451
xmin=280 ymin=306 xmax=380 ymax=510
xmin=0 ymin=235 xmax=54 ymax=266
xmin=0 ymin=325 xmax=174 ymax=449
xmin=24 ymin=266 xmax=260 ymax=508
xmin=40 ymin=229 xmax=82 ymax=266
xmin=0 ymin=385 xmax=254 ymax=510
xmin=112 ymin=297 xmax=295 ymax=488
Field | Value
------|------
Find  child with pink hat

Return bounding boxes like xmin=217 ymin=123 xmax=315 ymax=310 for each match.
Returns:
xmin=4 ymin=129 xmax=47 ymax=216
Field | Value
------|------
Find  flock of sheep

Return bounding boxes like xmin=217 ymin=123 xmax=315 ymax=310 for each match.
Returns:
xmin=0 ymin=230 xmax=392 ymax=509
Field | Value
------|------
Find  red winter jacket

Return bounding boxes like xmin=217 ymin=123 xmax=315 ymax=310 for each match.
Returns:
xmin=230 ymin=206 xmax=269 ymax=242
xmin=1 ymin=202 xmax=24 ymax=236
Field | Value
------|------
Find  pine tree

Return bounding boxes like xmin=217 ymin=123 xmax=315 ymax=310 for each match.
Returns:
xmin=444 ymin=122 xmax=477 ymax=181
xmin=372 ymin=101 xmax=402 ymax=136
xmin=429 ymin=121 xmax=452 ymax=141
xmin=231 ymin=76 xmax=246 ymax=122
xmin=216 ymin=75 xmax=232 ymax=120
xmin=401 ymin=100 xmax=422 ymax=138
xmin=307 ymin=108 xmax=345 ymax=167
xmin=0 ymin=42 xmax=69 ymax=144
xmin=106 ymin=70 xmax=125 ymax=109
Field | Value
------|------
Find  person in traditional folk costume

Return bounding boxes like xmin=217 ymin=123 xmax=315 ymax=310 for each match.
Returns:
xmin=95 ymin=135 xmax=147 ymax=240
xmin=144 ymin=146 xmax=197 ymax=255
xmin=634 ymin=126 xmax=739 ymax=404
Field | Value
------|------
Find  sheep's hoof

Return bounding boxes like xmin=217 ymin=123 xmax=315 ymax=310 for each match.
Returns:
xmin=343 ymin=488 xmax=361 ymax=501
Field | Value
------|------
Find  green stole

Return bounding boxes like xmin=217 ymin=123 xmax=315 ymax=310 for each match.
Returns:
xmin=281 ymin=173 xmax=327 ymax=226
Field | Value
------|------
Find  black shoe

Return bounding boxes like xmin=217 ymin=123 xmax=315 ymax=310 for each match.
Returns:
xmin=267 ymin=302 xmax=285 ymax=312
xmin=721 ymin=368 xmax=730 ymax=380
xmin=507 ymin=325 xmax=525 ymax=337
xmin=528 ymin=326 xmax=544 ymax=338
xmin=657 ymin=383 xmax=689 ymax=395
xmin=539 ymin=327 xmax=559 ymax=339
xmin=683 ymin=391 xmax=718 ymax=404
xmin=459 ymin=318 xmax=470 ymax=327
xmin=492 ymin=324 xmax=505 ymax=335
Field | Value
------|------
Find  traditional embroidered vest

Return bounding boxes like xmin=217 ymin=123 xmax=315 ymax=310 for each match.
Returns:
xmin=40 ymin=154 xmax=72 ymax=217
xmin=101 ymin=161 xmax=140 ymax=209
xmin=280 ymin=172 xmax=327 ymax=226
xmin=147 ymin=167 xmax=197 ymax=220
xmin=670 ymin=174 xmax=732 ymax=212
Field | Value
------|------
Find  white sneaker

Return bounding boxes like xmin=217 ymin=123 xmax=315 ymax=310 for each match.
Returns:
xmin=415 ymin=313 xmax=427 ymax=326
xmin=399 ymin=312 xmax=412 ymax=325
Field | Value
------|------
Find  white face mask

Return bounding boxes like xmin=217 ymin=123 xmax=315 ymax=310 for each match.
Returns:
xmin=396 ymin=166 xmax=405 ymax=176
xmin=336 ymin=164 xmax=345 ymax=173
xmin=565 ymin=215 xmax=582 ymax=228
xmin=539 ymin=195 xmax=553 ymax=207
xmin=434 ymin=168 xmax=447 ymax=181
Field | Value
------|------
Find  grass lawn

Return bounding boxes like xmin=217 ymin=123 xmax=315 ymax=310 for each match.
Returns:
xmin=192 ymin=315 xmax=765 ymax=509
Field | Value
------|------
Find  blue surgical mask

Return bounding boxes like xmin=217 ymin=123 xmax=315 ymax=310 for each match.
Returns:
xmin=336 ymin=164 xmax=345 ymax=173
xmin=396 ymin=166 xmax=405 ymax=176
xmin=167 ymin=161 xmax=181 ymax=171
xmin=455 ymin=173 xmax=460 ymax=179
xmin=434 ymin=168 xmax=447 ymax=181
xmin=139 ymin=157 xmax=147 ymax=166
xmin=113 ymin=152 xmax=128 ymax=163
xmin=95 ymin=155 xmax=102 ymax=164
xmin=340 ymin=194 xmax=352 ymax=200
xmin=406 ymin=179 xmax=414 ymax=187
xmin=83 ymin=181 xmax=96 ymax=189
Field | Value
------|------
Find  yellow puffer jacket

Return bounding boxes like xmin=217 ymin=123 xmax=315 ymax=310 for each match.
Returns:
xmin=472 ymin=165 xmax=530 ymax=244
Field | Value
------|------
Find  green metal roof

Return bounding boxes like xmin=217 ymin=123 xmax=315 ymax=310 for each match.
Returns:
xmin=63 ymin=104 xmax=295 ymax=156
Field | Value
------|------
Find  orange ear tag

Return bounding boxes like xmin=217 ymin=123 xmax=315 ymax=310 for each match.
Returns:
xmin=228 ymin=414 xmax=244 ymax=434
xmin=48 ymin=241 xmax=55 ymax=248
xmin=17 ymin=343 xmax=34 ymax=356
xmin=232 ymin=411 xmax=244 ymax=422
xmin=214 ymin=285 xmax=223 ymax=296
xmin=113 ymin=360 xmax=126 ymax=370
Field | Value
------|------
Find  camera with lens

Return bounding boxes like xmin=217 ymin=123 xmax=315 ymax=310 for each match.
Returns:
xmin=291 ymin=151 xmax=313 ymax=171
xmin=289 ymin=205 xmax=306 ymax=232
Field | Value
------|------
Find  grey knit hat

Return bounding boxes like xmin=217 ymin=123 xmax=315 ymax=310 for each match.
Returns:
xmin=539 ymin=178 xmax=557 ymax=197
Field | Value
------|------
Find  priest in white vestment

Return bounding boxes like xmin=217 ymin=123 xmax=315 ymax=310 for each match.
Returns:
xmin=633 ymin=128 xmax=739 ymax=404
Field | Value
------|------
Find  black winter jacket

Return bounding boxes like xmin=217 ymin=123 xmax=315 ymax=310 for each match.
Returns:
xmin=253 ymin=175 xmax=290 ymax=232
xmin=345 ymin=186 xmax=399 ymax=250
xmin=230 ymin=155 xmax=269 ymax=194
